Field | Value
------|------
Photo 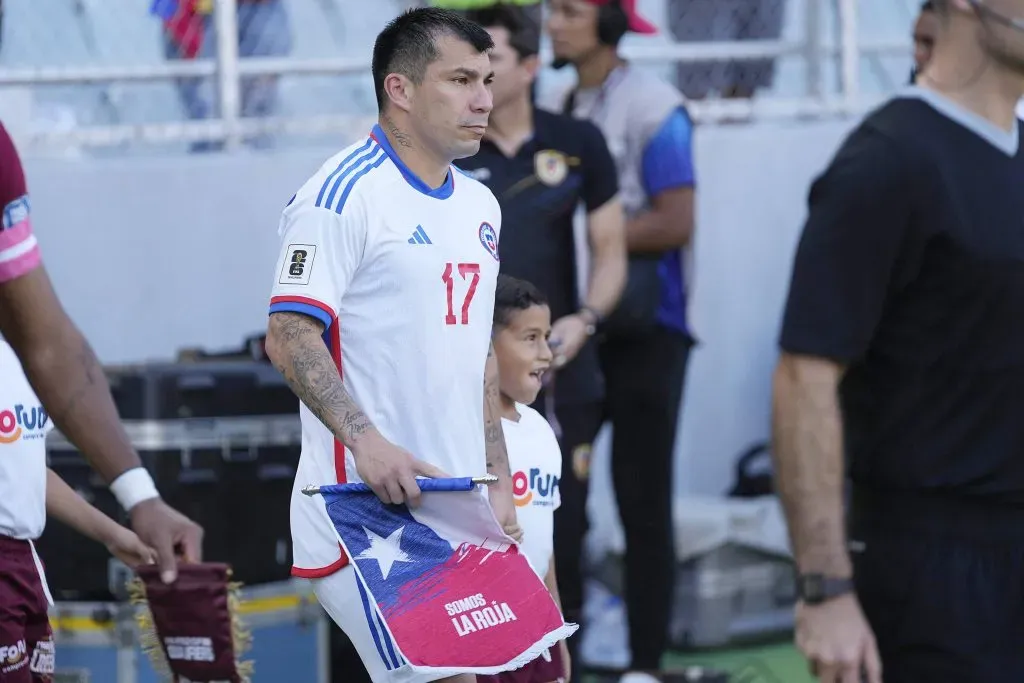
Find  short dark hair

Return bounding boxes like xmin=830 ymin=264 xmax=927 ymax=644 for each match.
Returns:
xmin=464 ymin=3 xmax=540 ymax=59
xmin=921 ymin=0 xmax=934 ymax=11
xmin=493 ymin=274 xmax=548 ymax=329
xmin=372 ymin=7 xmax=494 ymax=112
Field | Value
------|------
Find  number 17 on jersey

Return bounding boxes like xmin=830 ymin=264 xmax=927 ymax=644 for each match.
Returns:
xmin=442 ymin=262 xmax=480 ymax=326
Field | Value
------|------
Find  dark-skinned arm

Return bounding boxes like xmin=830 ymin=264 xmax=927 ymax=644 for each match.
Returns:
xmin=0 ymin=267 xmax=140 ymax=483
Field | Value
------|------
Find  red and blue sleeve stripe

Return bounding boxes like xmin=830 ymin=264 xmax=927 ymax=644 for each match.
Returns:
xmin=269 ymin=295 xmax=336 ymax=329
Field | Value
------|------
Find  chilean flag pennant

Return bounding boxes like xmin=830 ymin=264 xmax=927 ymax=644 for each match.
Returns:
xmin=309 ymin=478 xmax=577 ymax=676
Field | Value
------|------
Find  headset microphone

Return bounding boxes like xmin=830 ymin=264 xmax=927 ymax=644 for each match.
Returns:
xmin=967 ymin=0 xmax=1024 ymax=31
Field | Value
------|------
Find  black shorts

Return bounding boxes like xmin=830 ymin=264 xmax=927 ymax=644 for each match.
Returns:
xmin=850 ymin=487 xmax=1024 ymax=683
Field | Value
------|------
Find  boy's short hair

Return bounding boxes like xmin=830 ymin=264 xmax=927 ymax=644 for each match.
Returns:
xmin=493 ymin=274 xmax=548 ymax=329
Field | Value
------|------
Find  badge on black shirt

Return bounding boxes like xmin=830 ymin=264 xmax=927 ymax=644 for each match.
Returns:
xmin=534 ymin=150 xmax=569 ymax=187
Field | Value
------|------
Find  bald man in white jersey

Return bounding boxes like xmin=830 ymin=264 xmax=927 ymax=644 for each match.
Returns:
xmin=264 ymin=8 xmax=519 ymax=683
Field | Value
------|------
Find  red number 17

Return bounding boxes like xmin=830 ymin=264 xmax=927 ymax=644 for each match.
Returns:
xmin=442 ymin=262 xmax=480 ymax=325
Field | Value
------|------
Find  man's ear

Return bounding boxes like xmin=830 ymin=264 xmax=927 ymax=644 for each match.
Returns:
xmin=522 ymin=54 xmax=541 ymax=80
xmin=384 ymin=72 xmax=415 ymax=113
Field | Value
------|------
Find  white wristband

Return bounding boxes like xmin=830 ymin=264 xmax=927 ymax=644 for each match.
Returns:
xmin=110 ymin=467 xmax=160 ymax=511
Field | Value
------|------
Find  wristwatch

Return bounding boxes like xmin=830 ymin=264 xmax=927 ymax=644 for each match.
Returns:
xmin=577 ymin=306 xmax=601 ymax=336
xmin=795 ymin=574 xmax=855 ymax=605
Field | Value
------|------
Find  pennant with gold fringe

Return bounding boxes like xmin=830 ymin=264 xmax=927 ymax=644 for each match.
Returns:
xmin=128 ymin=563 xmax=254 ymax=683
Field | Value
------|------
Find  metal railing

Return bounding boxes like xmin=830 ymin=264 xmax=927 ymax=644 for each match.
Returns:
xmin=0 ymin=0 xmax=892 ymax=150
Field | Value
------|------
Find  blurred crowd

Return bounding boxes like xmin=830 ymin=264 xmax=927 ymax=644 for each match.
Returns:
xmin=146 ymin=0 xmax=785 ymax=150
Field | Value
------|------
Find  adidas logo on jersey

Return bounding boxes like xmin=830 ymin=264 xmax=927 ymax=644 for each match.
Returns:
xmin=408 ymin=225 xmax=432 ymax=245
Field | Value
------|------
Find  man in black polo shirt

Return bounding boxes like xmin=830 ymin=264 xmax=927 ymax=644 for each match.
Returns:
xmin=459 ymin=3 xmax=627 ymax=667
xmin=774 ymin=1 xmax=1024 ymax=682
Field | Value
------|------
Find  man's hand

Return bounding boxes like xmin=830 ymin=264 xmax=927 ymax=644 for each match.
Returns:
xmin=549 ymin=314 xmax=590 ymax=369
xmin=795 ymin=594 xmax=882 ymax=683
xmin=352 ymin=432 xmax=448 ymax=507
xmin=103 ymin=525 xmax=158 ymax=568
xmin=489 ymin=491 xmax=523 ymax=542
xmin=129 ymin=498 xmax=203 ymax=584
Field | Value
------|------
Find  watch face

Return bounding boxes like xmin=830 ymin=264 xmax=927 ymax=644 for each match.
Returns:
xmin=800 ymin=574 xmax=825 ymax=601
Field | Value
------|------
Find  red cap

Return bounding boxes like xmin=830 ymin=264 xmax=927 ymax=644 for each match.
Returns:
xmin=585 ymin=0 xmax=658 ymax=35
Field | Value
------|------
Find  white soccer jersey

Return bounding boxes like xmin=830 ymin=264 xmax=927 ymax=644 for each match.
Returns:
xmin=504 ymin=404 xmax=561 ymax=579
xmin=269 ymin=126 xmax=502 ymax=577
xmin=0 ymin=340 xmax=52 ymax=541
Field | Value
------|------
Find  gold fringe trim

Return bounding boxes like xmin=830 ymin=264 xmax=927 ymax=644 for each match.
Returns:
xmin=228 ymin=578 xmax=255 ymax=683
xmin=127 ymin=572 xmax=255 ymax=683
xmin=128 ymin=577 xmax=174 ymax=682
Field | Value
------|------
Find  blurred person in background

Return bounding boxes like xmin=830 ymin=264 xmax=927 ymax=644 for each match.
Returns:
xmin=457 ymin=3 xmax=627 ymax=671
xmin=668 ymin=0 xmax=785 ymax=100
xmin=154 ymin=0 xmax=206 ymax=133
xmin=433 ymin=0 xmax=542 ymax=30
xmin=911 ymin=1 xmax=938 ymax=83
xmin=546 ymin=1 xmax=697 ymax=681
xmin=152 ymin=0 xmax=293 ymax=150
xmin=774 ymin=0 xmax=1024 ymax=681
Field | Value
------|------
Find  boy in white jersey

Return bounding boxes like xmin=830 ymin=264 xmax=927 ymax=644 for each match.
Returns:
xmin=265 ymin=8 xmax=521 ymax=683
xmin=0 ymin=341 xmax=157 ymax=683
xmin=479 ymin=274 xmax=569 ymax=683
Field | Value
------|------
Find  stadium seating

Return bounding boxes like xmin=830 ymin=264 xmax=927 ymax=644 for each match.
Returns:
xmin=0 ymin=0 xmax=924 ymax=149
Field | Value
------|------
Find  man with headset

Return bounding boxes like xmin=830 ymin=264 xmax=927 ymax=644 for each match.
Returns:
xmin=774 ymin=0 xmax=1024 ymax=681
xmin=544 ymin=2 xmax=696 ymax=681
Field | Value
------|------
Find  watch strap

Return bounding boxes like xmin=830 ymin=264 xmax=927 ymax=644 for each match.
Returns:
xmin=796 ymin=574 xmax=854 ymax=605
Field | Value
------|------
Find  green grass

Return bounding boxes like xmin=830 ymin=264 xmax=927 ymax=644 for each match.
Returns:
xmin=663 ymin=640 xmax=814 ymax=683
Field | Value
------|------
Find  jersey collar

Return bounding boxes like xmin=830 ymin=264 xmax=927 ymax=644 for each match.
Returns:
xmin=370 ymin=124 xmax=455 ymax=199
xmin=900 ymin=86 xmax=1019 ymax=157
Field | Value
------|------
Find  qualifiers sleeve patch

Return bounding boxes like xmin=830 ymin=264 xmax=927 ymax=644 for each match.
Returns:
xmin=278 ymin=244 xmax=316 ymax=286
xmin=2 ymin=195 xmax=30 ymax=230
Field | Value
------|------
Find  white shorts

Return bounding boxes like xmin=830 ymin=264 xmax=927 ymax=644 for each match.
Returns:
xmin=312 ymin=566 xmax=450 ymax=683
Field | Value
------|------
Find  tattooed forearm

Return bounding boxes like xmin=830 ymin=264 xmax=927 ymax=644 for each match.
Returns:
xmin=771 ymin=354 xmax=851 ymax=577
xmin=267 ymin=312 xmax=376 ymax=448
xmin=483 ymin=343 xmax=511 ymax=478
xmin=382 ymin=114 xmax=414 ymax=149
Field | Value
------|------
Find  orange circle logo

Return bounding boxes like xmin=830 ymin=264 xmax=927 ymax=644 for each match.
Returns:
xmin=512 ymin=470 xmax=533 ymax=507
xmin=0 ymin=409 xmax=22 ymax=444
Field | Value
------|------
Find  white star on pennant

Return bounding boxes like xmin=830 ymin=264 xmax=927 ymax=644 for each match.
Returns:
xmin=355 ymin=526 xmax=411 ymax=580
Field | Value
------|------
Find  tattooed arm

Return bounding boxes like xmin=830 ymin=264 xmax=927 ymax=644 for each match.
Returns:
xmin=484 ymin=341 xmax=520 ymax=539
xmin=0 ymin=267 xmax=142 ymax=483
xmin=483 ymin=342 xmax=511 ymax=481
xmin=265 ymin=310 xmax=443 ymax=504
xmin=265 ymin=311 xmax=376 ymax=448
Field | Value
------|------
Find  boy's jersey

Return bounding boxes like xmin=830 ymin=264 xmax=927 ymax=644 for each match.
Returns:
xmin=269 ymin=126 xmax=502 ymax=577
xmin=0 ymin=341 xmax=52 ymax=541
xmin=503 ymin=404 xmax=561 ymax=578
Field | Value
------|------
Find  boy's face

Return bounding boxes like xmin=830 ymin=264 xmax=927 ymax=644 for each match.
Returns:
xmin=493 ymin=304 xmax=553 ymax=406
